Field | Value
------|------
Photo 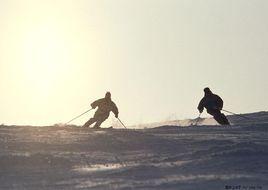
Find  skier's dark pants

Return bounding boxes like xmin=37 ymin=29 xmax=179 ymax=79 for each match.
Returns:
xmin=207 ymin=109 xmax=230 ymax=125
xmin=83 ymin=113 xmax=109 ymax=128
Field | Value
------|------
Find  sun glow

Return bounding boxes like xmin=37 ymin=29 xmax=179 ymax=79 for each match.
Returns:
xmin=5 ymin=0 xmax=92 ymax=98
xmin=0 ymin=1 xmax=103 ymax=125
xmin=22 ymin=24 xmax=71 ymax=95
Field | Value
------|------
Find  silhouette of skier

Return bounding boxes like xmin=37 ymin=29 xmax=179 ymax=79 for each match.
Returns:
xmin=82 ymin=92 xmax=119 ymax=128
xmin=198 ymin=88 xmax=230 ymax=125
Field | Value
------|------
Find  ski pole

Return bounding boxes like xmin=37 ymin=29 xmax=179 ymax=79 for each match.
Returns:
xmin=222 ymin=109 xmax=250 ymax=120
xmin=66 ymin=108 xmax=93 ymax=124
xmin=193 ymin=112 xmax=202 ymax=126
xmin=117 ymin=118 xmax=127 ymax=129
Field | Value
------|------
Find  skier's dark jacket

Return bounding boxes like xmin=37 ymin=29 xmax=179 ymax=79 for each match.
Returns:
xmin=198 ymin=92 xmax=223 ymax=113
xmin=91 ymin=98 xmax=118 ymax=119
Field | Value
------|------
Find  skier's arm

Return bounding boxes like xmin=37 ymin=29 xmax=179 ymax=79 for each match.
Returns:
xmin=216 ymin=95 xmax=223 ymax=110
xmin=91 ymin=99 xmax=102 ymax=109
xmin=111 ymin=102 xmax=119 ymax=118
xmin=197 ymin=98 xmax=205 ymax=113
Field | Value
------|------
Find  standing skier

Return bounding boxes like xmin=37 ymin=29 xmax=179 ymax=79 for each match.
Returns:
xmin=198 ymin=87 xmax=230 ymax=125
xmin=82 ymin=92 xmax=119 ymax=128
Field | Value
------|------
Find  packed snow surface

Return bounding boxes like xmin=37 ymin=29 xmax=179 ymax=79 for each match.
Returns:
xmin=0 ymin=112 xmax=267 ymax=190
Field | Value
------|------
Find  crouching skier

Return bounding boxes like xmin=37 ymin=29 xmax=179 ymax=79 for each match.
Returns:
xmin=198 ymin=87 xmax=230 ymax=125
xmin=82 ymin=92 xmax=119 ymax=128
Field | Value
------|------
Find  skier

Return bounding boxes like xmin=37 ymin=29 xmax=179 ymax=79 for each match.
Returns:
xmin=82 ymin=92 xmax=119 ymax=128
xmin=197 ymin=87 xmax=230 ymax=125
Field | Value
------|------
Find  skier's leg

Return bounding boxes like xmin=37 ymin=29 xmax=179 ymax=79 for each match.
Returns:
xmin=92 ymin=120 xmax=103 ymax=128
xmin=207 ymin=109 xmax=215 ymax=116
xmin=93 ymin=115 xmax=108 ymax=128
xmin=213 ymin=110 xmax=230 ymax=125
xmin=82 ymin=117 xmax=97 ymax=128
xmin=219 ymin=113 xmax=230 ymax=125
xmin=208 ymin=109 xmax=224 ymax=125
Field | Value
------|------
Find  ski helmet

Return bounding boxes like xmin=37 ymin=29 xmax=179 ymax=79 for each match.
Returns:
xmin=105 ymin=92 xmax=111 ymax=99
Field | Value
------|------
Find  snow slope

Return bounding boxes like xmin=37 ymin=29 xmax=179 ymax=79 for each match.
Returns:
xmin=0 ymin=112 xmax=267 ymax=190
xmin=135 ymin=111 xmax=268 ymax=128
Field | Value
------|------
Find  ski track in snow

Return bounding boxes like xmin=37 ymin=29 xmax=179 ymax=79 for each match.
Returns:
xmin=0 ymin=114 xmax=268 ymax=189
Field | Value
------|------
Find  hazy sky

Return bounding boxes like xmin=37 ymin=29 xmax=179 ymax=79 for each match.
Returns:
xmin=0 ymin=0 xmax=267 ymax=127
